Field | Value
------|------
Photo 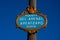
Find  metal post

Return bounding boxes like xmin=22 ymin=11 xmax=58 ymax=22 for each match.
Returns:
xmin=27 ymin=0 xmax=37 ymax=40
xmin=29 ymin=0 xmax=36 ymax=10
xmin=27 ymin=33 xmax=36 ymax=40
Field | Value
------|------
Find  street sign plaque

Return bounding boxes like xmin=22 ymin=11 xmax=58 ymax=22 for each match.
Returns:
xmin=16 ymin=11 xmax=47 ymax=33
xmin=17 ymin=14 xmax=45 ymax=29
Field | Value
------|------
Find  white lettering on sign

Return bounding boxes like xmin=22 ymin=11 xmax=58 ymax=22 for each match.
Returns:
xmin=19 ymin=17 xmax=43 ymax=20
xmin=20 ymin=22 xmax=43 ymax=25
xmin=18 ymin=14 xmax=45 ymax=29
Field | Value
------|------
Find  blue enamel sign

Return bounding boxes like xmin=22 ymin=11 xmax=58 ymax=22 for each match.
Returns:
xmin=17 ymin=14 xmax=45 ymax=30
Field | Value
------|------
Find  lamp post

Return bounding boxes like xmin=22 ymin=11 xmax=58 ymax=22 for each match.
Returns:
xmin=29 ymin=0 xmax=36 ymax=10
xmin=16 ymin=0 xmax=48 ymax=40
xmin=27 ymin=32 xmax=36 ymax=40
xmin=27 ymin=0 xmax=37 ymax=40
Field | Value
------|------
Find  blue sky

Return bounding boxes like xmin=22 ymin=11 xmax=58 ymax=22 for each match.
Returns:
xmin=0 ymin=0 xmax=60 ymax=40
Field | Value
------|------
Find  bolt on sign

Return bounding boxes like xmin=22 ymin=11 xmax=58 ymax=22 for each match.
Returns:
xmin=16 ymin=0 xmax=47 ymax=33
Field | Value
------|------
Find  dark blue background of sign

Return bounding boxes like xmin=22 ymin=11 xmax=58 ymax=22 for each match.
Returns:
xmin=0 ymin=0 xmax=60 ymax=40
